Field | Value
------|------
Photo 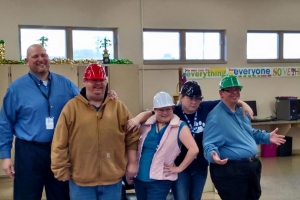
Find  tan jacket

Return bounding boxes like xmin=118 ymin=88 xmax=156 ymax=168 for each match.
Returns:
xmin=51 ymin=94 xmax=139 ymax=186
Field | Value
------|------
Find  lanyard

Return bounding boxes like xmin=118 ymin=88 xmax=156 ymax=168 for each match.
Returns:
xmin=182 ymin=108 xmax=197 ymax=137
xmin=28 ymin=73 xmax=52 ymax=116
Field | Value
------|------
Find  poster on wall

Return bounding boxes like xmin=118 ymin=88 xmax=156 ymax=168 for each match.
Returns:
xmin=183 ymin=67 xmax=300 ymax=79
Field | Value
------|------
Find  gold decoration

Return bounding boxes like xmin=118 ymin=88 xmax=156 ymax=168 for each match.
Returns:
xmin=0 ymin=57 xmax=133 ymax=65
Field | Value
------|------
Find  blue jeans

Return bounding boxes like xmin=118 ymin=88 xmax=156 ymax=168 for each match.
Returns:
xmin=172 ymin=167 xmax=208 ymax=200
xmin=134 ymin=178 xmax=174 ymax=200
xmin=69 ymin=179 xmax=122 ymax=200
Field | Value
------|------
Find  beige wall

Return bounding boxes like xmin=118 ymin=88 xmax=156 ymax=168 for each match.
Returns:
xmin=1 ymin=0 xmax=300 ymax=110
xmin=1 ymin=0 xmax=300 ymax=189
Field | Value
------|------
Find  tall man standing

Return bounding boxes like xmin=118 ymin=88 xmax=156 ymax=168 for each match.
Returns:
xmin=0 ymin=44 xmax=79 ymax=200
xmin=203 ymin=75 xmax=286 ymax=200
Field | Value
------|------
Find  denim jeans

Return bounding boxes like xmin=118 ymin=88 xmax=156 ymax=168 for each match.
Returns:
xmin=69 ymin=179 xmax=122 ymax=200
xmin=172 ymin=167 xmax=208 ymax=200
xmin=134 ymin=178 xmax=174 ymax=200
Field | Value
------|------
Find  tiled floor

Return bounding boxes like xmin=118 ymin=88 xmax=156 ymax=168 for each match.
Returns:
xmin=0 ymin=156 xmax=299 ymax=200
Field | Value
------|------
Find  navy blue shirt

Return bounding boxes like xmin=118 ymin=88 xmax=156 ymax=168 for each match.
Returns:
xmin=0 ymin=71 xmax=79 ymax=159
xmin=174 ymin=100 xmax=220 ymax=170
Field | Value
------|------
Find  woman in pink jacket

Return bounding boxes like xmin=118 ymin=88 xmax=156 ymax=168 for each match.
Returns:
xmin=133 ymin=91 xmax=199 ymax=200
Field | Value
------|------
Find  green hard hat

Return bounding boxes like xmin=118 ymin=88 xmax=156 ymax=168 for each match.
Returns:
xmin=219 ymin=75 xmax=243 ymax=90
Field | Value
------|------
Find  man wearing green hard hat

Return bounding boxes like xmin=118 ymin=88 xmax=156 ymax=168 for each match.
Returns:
xmin=203 ymin=75 xmax=286 ymax=200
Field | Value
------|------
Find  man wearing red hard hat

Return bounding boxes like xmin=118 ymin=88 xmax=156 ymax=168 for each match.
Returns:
xmin=51 ymin=63 xmax=139 ymax=200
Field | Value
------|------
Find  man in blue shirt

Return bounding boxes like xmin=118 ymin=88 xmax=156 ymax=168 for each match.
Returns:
xmin=203 ymin=75 xmax=286 ymax=200
xmin=0 ymin=44 xmax=79 ymax=200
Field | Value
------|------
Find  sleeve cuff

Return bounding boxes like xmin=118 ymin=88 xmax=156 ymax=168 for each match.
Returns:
xmin=0 ymin=151 xmax=11 ymax=159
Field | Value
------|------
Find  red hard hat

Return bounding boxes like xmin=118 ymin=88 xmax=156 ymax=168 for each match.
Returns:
xmin=84 ymin=63 xmax=106 ymax=80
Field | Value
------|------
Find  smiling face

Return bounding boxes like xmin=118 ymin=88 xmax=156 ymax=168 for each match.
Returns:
xmin=25 ymin=45 xmax=50 ymax=78
xmin=83 ymin=78 xmax=108 ymax=101
xmin=154 ymin=106 xmax=174 ymax=123
xmin=220 ymin=86 xmax=241 ymax=105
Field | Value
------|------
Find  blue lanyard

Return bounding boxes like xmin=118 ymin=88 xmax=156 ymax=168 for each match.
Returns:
xmin=28 ymin=73 xmax=52 ymax=116
xmin=182 ymin=108 xmax=197 ymax=137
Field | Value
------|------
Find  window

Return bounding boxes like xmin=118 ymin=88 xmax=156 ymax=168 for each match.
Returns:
xmin=143 ymin=31 xmax=180 ymax=60
xmin=143 ymin=29 xmax=225 ymax=64
xmin=72 ymin=30 xmax=114 ymax=60
xmin=247 ymin=31 xmax=300 ymax=62
xmin=19 ymin=26 xmax=117 ymax=60
xmin=283 ymin=33 xmax=300 ymax=59
xmin=186 ymin=32 xmax=221 ymax=60
xmin=20 ymin=28 xmax=66 ymax=59
xmin=247 ymin=33 xmax=278 ymax=59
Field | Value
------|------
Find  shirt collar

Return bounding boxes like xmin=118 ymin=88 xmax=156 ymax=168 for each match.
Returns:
xmin=29 ymin=71 xmax=51 ymax=83
xmin=220 ymin=101 xmax=241 ymax=115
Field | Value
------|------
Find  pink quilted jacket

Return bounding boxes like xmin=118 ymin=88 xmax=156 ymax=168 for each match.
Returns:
xmin=138 ymin=114 xmax=182 ymax=181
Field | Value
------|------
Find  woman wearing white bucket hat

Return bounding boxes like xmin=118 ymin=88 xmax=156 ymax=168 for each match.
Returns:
xmin=133 ymin=91 xmax=199 ymax=200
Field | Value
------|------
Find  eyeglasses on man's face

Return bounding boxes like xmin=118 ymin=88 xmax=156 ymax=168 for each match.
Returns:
xmin=222 ymin=87 xmax=241 ymax=94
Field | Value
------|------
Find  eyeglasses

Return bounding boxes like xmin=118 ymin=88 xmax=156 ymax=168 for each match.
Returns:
xmin=222 ymin=88 xmax=241 ymax=94
xmin=156 ymin=107 xmax=173 ymax=113
xmin=86 ymin=79 xmax=107 ymax=84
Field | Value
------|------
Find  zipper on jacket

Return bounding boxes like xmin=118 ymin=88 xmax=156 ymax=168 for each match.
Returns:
xmin=96 ymin=111 xmax=101 ymax=177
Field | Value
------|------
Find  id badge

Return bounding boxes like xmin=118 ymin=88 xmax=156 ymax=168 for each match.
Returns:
xmin=46 ymin=117 xmax=54 ymax=130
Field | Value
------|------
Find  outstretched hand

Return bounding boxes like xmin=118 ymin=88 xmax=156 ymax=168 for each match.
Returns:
xmin=270 ymin=128 xmax=286 ymax=145
xmin=212 ymin=151 xmax=228 ymax=165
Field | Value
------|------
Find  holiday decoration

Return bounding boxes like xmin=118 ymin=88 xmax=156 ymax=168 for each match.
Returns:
xmin=38 ymin=36 xmax=48 ymax=47
xmin=0 ymin=58 xmax=132 ymax=65
xmin=0 ymin=39 xmax=133 ymax=65
xmin=0 ymin=40 xmax=5 ymax=60
xmin=110 ymin=59 xmax=133 ymax=64
xmin=99 ymin=37 xmax=111 ymax=64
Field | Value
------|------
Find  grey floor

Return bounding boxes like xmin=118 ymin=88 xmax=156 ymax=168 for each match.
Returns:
xmin=0 ymin=156 xmax=299 ymax=200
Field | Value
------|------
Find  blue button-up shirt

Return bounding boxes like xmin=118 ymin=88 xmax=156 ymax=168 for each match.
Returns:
xmin=0 ymin=71 xmax=79 ymax=159
xmin=203 ymin=101 xmax=270 ymax=163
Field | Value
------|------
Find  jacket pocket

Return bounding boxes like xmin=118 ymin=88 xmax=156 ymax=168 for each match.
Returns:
xmin=71 ymin=150 xmax=99 ymax=183
xmin=100 ymin=150 xmax=124 ymax=180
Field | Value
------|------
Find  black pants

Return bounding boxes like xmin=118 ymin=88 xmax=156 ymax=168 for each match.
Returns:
xmin=14 ymin=138 xmax=69 ymax=200
xmin=210 ymin=159 xmax=262 ymax=200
